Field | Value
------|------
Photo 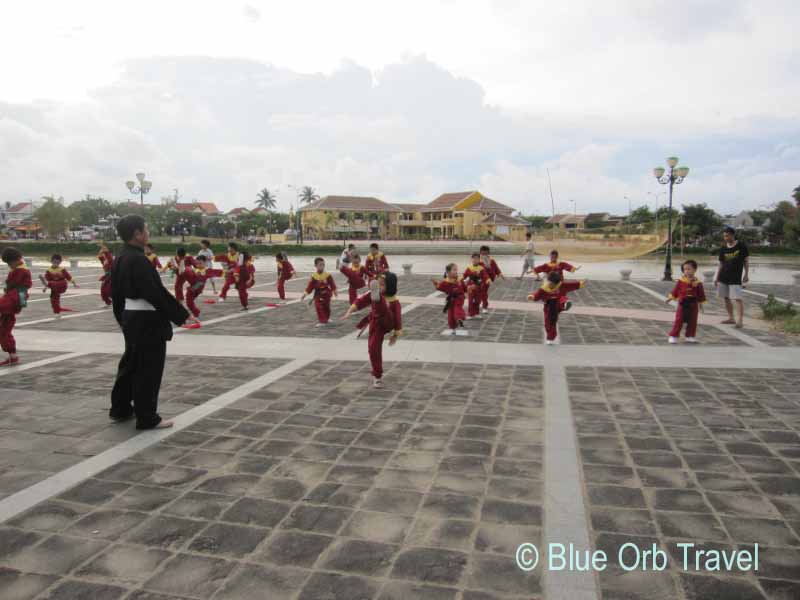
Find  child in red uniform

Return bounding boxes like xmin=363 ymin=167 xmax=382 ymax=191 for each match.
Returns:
xmin=162 ymin=247 xmax=197 ymax=303
xmin=184 ymin=255 xmax=224 ymax=319
xmin=463 ymin=253 xmax=491 ymax=319
xmin=342 ymin=273 xmax=402 ymax=388
xmin=97 ymin=243 xmax=114 ymax=307
xmin=301 ymin=257 xmax=337 ymax=326
xmin=0 ymin=248 xmax=32 ymax=366
xmin=528 ymin=271 xmax=585 ymax=345
xmin=432 ymin=263 xmax=467 ymax=336
xmin=215 ymin=242 xmax=239 ymax=302
xmin=365 ymin=243 xmax=389 ymax=279
xmin=234 ymin=251 xmax=256 ymax=310
xmin=39 ymin=253 xmax=79 ymax=317
xmin=666 ymin=259 xmax=706 ymax=344
xmin=479 ymin=245 xmax=504 ymax=313
xmin=276 ymin=251 xmax=295 ymax=302
xmin=144 ymin=244 xmax=162 ymax=270
xmin=340 ymin=253 xmax=368 ymax=304
xmin=532 ymin=249 xmax=580 ymax=280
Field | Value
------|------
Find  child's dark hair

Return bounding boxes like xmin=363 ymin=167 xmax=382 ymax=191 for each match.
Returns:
xmin=682 ymin=259 xmax=698 ymax=271
xmin=275 ymin=251 xmax=283 ymax=260
xmin=200 ymin=239 xmax=210 ymax=247
xmin=445 ymin=262 xmax=457 ymax=274
xmin=480 ymin=245 xmax=490 ymax=253
xmin=196 ymin=254 xmax=207 ymax=262
xmin=314 ymin=257 xmax=325 ymax=266
xmin=348 ymin=243 xmax=356 ymax=250
xmin=550 ymin=249 xmax=559 ymax=256
xmin=351 ymin=253 xmax=361 ymax=261
xmin=241 ymin=251 xmax=252 ymax=263
xmin=145 ymin=243 xmax=154 ymax=251
xmin=384 ymin=271 xmax=398 ymax=297
xmin=547 ymin=271 xmax=562 ymax=284
xmin=176 ymin=247 xmax=187 ymax=257
xmin=526 ymin=232 xmax=532 ymax=238
xmin=228 ymin=242 xmax=239 ymax=251
xmin=723 ymin=226 xmax=736 ymax=237
xmin=1 ymin=247 xmax=22 ymax=265
xmin=370 ymin=243 xmax=379 ymax=250
xmin=51 ymin=253 xmax=62 ymax=262
xmin=471 ymin=252 xmax=480 ymax=259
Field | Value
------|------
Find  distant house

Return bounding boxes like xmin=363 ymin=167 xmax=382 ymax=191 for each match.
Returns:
xmin=546 ymin=214 xmax=587 ymax=230
xmin=227 ymin=207 xmax=251 ymax=220
xmin=173 ymin=202 xmax=221 ymax=216
xmin=4 ymin=202 xmax=36 ymax=223
xmin=547 ymin=212 xmax=624 ymax=230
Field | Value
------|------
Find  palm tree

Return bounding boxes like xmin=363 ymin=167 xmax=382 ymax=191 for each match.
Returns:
xmin=256 ymin=188 xmax=277 ymax=242
xmin=299 ymin=186 xmax=320 ymax=206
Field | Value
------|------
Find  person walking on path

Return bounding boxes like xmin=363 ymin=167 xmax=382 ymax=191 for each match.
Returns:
xmin=110 ymin=214 xmax=195 ymax=429
xmin=714 ymin=226 xmax=749 ymax=329
xmin=519 ymin=232 xmax=536 ymax=279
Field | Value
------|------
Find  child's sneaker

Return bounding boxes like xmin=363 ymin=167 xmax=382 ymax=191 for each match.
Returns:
xmin=373 ymin=378 xmax=383 ymax=388
xmin=545 ymin=340 xmax=554 ymax=345
xmin=441 ymin=329 xmax=455 ymax=336
xmin=369 ymin=278 xmax=380 ymax=302
xmin=218 ymin=296 xmax=225 ymax=303
xmin=481 ymin=308 xmax=488 ymax=314
xmin=563 ymin=301 xmax=572 ymax=312
xmin=668 ymin=336 xmax=678 ymax=344
xmin=55 ymin=313 xmax=62 ymax=320
xmin=686 ymin=337 xmax=697 ymax=343
xmin=315 ymin=322 xmax=326 ymax=328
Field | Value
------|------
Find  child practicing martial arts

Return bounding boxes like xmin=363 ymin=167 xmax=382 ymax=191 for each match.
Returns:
xmin=666 ymin=259 xmax=706 ymax=344
xmin=340 ymin=253 xmax=368 ymax=304
xmin=479 ymin=245 xmax=504 ymax=313
xmin=39 ymin=254 xmax=79 ymax=316
xmin=198 ymin=239 xmax=217 ymax=293
xmin=162 ymin=247 xmax=197 ymax=304
xmin=342 ymin=273 xmax=402 ymax=388
xmin=463 ymin=253 xmax=491 ymax=319
xmin=365 ymin=243 xmax=390 ymax=279
xmin=432 ymin=263 xmax=467 ymax=336
xmin=301 ymin=257 xmax=337 ymax=326
xmin=234 ymin=251 xmax=255 ymax=310
xmin=215 ymin=242 xmax=240 ymax=302
xmin=184 ymin=255 xmax=223 ymax=320
xmin=97 ymin=242 xmax=114 ymax=307
xmin=144 ymin=243 xmax=162 ymax=270
xmin=528 ymin=271 xmax=585 ymax=345
xmin=0 ymin=247 xmax=32 ymax=366
xmin=532 ymin=249 xmax=581 ymax=281
xmin=276 ymin=251 xmax=295 ymax=302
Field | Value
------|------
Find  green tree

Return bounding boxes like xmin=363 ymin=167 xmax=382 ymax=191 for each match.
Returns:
xmin=521 ymin=215 xmax=548 ymax=229
xmin=792 ymin=185 xmax=800 ymax=207
xmin=299 ymin=186 xmax=320 ymax=205
xmin=35 ymin=196 xmax=70 ymax=238
xmin=681 ymin=203 xmax=721 ymax=237
xmin=749 ymin=209 xmax=770 ymax=227
xmin=627 ymin=205 xmax=653 ymax=224
xmin=766 ymin=201 xmax=798 ymax=242
xmin=255 ymin=188 xmax=277 ymax=211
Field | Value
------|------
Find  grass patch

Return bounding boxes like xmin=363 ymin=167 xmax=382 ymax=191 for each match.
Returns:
xmin=761 ymin=294 xmax=800 ymax=335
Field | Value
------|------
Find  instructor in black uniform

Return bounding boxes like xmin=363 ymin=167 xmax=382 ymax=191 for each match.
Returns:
xmin=110 ymin=214 xmax=195 ymax=429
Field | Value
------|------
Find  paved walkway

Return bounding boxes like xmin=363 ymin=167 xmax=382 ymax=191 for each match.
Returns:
xmin=0 ymin=270 xmax=798 ymax=600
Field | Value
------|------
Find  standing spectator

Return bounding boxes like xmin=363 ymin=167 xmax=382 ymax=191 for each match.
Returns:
xmin=714 ymin=226 xmax=749 ymax=329
xmin=337 ymin=243 xmax=356 ymax=270
xmin=518 ymin=232 xmax=536 ymax=279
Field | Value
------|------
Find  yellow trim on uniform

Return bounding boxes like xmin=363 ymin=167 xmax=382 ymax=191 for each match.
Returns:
xmin=311 ymin=271 xmax=331 ymax=281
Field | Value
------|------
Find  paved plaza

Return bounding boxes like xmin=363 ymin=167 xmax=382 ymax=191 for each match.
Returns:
xmin=0 ymin=264 xmax=799 ymax=599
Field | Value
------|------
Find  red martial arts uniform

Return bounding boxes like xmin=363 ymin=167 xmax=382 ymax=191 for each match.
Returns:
xmin=0 ymin=265 xmax=32 ymax=354
xmin=43 ymin=266 xmax=74 ymax=314
xmin=435 ymin=278 xmax=466 ymax=329
xmin=166 ymin=256 xmax=197 ymax=302
xmin=305 ymin=272 xmax=337 ymax=323
xmin=98 ymin=249 xmax=114 ymax=305
xmin=365 ymin=252 xmax=389 ymax=279
xmin=145 ymin=253 xmax=162 ymax=270
xmin=234 ymin=261 xmax=256 ymax=308
xmin=276 ymin=258 xmax=295 ymax=300
xmin=215 ymin=251 xmax=239 ymax=299
xmin=533 ymin=261 xmax=577 ymax=278
xmin=352 ymin=291 xmax=402 ymax=379
xmin=462 ymin=264 xmax=490 ymax=317
xmin=480 ymin=256 xmax=502 ymax=309
xmin=667 ymin=276 xmax=706 ymax=338
xmin=184 ymin=267 xmax=224 ymax=317
xmin=340 ymin=264 xmax=368 ymax=304
xmin=531 ymin=280 xmax=583 ymax=341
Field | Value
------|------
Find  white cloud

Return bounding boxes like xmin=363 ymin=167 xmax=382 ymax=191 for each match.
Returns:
xmin=242 ymin=4 xmax=261 ymax=23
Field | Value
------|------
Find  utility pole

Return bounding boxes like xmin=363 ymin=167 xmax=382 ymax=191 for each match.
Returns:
xmin=547 ymin=168 xmax=556 ymax=242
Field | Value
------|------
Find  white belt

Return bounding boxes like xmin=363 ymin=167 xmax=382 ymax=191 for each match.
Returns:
xmin=125 ymin=298 xmax=156 ymax=311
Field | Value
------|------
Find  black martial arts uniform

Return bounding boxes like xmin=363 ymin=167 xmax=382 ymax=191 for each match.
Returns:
xmin=110 ymin=243 xmax=189 ymax=429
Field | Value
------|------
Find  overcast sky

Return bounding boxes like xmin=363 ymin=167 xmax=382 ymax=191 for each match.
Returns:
xmin=2 ymin=0 xmax=799 ymax=215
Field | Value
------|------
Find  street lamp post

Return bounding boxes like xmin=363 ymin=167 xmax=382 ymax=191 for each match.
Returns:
xmin=287 ymin=184 xmax=302 ymax=245
xmin=652 ymin=157 xmax=690 ymax=281
xmin=125 ymin=172 xmax=152 ymax=213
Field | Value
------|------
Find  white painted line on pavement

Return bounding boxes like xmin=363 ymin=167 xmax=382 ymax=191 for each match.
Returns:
xmin=0 ymin=351 xmax=89 ymax=378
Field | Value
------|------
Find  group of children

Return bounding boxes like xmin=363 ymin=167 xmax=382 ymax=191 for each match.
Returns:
xmin=0 ymin=240 xmax=708 ymax=373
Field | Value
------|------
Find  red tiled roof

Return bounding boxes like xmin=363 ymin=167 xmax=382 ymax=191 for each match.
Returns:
xmin=393 ymin=203 xmax=426 ymax=212
xmin=228 ymin=207 xmax=250 ymax=215
xmin=6 ymin=202 xmax=33 ymax=213
xmin=478 ymin=213 xmax=528 ymax=226
xmin=471 ymin=196 xmax=515 ymax=213
xmin=174 ymin=202 xmax=220 ymax=215
xmin=425 ymin=191 xmax=475 ymax=210
xmin=302 ymin=196 xmax=401 ymax=212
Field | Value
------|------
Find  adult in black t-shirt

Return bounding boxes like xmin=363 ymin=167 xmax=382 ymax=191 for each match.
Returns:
xmin=109 ymin=215 xmax=196 ymax=429
xmin=714 ymin=226 xmax=749 ymax=328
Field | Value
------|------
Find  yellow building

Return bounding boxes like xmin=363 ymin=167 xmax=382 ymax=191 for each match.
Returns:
xmin=300 ymin=190 xmax=528 ymax=241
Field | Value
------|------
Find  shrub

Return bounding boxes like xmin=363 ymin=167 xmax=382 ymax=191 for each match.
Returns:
xmin=784 ymin=315 xmax=800 ymax=334
xmin=760 ymin=294 xmax=797 ymax=321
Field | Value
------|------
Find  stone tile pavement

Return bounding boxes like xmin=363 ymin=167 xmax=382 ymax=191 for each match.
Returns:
xmin=1 ymin=360 xmax=546 ymax=600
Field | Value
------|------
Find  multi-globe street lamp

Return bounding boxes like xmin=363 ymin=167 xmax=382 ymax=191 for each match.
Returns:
xmin=125 ymin=172 xmax=152 ymax=213
xmin=652 ymin=157 xmax=690 ymax=281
